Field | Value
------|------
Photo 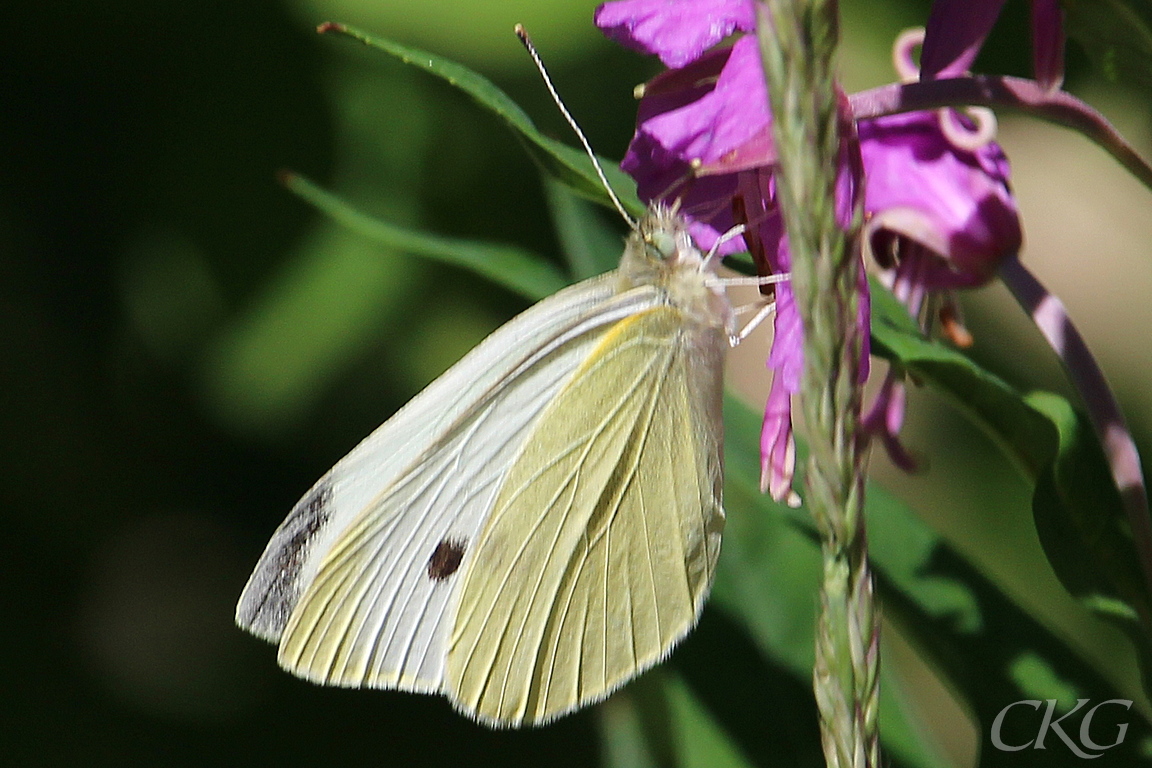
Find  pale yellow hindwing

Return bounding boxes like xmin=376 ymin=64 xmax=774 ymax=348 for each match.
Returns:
xmin=446 ymin=305 xmax=724 ymax=726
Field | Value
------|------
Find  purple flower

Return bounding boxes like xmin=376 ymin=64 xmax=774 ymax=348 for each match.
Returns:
xmin=860 ymin=109 xmax=1021 ymax=289
xmin=921 ymin=0 xmax=1065 ymax=90
xmin=595 ymin=0 xmax=755 ymax=68
xmin=598 ymin=0 xmax=1023 ymax=490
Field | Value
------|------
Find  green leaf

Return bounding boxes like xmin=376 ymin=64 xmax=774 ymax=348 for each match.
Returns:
xmin=869 ymin=276 xmax=1152 ymax=652
xmin=720 ymin=395 xmax=1152 ymax=766
xmin=318 ymin=23 xmax=644 ymax=216
xmin=1064 ymin=0 xmax=1152 ymax=89
xmin=282 ymin=172 xmax=567 ymax=301
xmin=1026 ymin=393 xmax=1150 ymax=636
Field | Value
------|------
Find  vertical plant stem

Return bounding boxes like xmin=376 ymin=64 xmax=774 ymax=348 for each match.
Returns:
xmin=755 ymin=2 xmax=879 ymax=767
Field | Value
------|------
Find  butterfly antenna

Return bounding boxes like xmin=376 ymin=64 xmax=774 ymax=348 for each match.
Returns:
xmin=514 ymin=24 xmax=637 ymax=229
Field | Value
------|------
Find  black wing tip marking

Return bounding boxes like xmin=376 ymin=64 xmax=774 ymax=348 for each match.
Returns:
xmin=281 ymin=481 xmax=335 ymax=570
xmin=237 ymin=480 xmax=335 ymax=636
xmin=427 ymin=538 xmax=467 ymax=581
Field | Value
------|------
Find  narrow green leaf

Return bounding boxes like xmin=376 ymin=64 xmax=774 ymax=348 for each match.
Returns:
xmin=282 ymin=172 xmax=566 ymax=301
xmin=318 ymin=23 xmax=644 ymax=216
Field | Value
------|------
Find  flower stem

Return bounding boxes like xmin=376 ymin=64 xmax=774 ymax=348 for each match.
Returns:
xmin=755 ymin=2 xmax=879 ymax=767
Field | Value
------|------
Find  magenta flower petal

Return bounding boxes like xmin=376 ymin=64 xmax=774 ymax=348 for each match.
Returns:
xmin=630 ymin=37 xmax=770 ymax=168
xmin=920 ymin=0 xmax=1006 ymax=79
xmin=595 ymin=0 xmax=755 ymax=68
xmin=621 ymin=37 xmax=771 ymax=250
xmin=761 ymin=374 xmax=798 ymax=504
xmin=859 ymin=110 xmax=1021 ymax=287
xmin=862 ymin=373 xmax=918 ymax=471
xmin=768 ymin=280 xmax=803 ymax=391
xmin=1031 ymin=0 xmax=1065 ymax=90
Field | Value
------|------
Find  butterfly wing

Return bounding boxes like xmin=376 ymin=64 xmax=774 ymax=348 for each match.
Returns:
xmin=445 ymin=305 xmax=726 ymax=726
xmin=236 ymin=273 xmax=665 ymax=693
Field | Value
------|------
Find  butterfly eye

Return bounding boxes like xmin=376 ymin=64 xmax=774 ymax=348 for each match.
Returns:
xmin=646 ymin=231 xmax=677 ymax=262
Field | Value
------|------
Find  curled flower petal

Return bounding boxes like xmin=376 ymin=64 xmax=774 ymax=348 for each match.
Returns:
xmin=893 ymin=28 xmax=926 ymax=82
xmin=859 ymin=110 xmax=1021 ymax=287
xmin=595 ymin=0 xmax=755 ymax=68
xmin=938 ymin=106 xmax=997 ymax=152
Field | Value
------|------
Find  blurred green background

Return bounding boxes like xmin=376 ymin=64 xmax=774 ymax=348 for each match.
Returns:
xmin=4 ymin=0 xmax=1151 ymax=765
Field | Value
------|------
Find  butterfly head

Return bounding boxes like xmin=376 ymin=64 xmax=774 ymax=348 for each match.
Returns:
xmin=616 ymin=204 xmax=732 ymax=335
xmin=626 ymin=203 xmax=710 ymax=275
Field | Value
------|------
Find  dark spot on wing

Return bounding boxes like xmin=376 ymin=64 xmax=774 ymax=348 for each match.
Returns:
xmin=427 ymin=538 xmax=467 ymax=581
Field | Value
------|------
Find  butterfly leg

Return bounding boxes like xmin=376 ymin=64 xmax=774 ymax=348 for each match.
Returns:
xmin=728 ymin=299 xmax=777 ymax=347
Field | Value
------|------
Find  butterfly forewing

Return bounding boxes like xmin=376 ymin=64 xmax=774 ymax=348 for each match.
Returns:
xmin=446 ymin=305 xmax=725 ymax=726
xmin=237 ymin=275 xmax=665 ymax=691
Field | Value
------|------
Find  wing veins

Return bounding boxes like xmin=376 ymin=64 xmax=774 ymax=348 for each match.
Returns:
xmin=512 ymin=339 xmax=677 ymax=716
xmin=321 ymin=457 xmax=463 ymax=682
xmin=492 ymin=343 xmax=668 ymax=712
xmin=454 ymin=342 xmax=653 ymax=713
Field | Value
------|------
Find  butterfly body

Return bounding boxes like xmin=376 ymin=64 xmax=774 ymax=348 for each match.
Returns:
xmin=237 ymin=206 xmax=732 ymax=726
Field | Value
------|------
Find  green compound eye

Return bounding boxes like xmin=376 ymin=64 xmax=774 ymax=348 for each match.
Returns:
xmin=647 ymin=230 xmax=678 ymax=261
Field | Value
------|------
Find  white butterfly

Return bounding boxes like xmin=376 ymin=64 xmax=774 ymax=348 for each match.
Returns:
xmin=235 ymin=202 xmax=784 ymax=726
